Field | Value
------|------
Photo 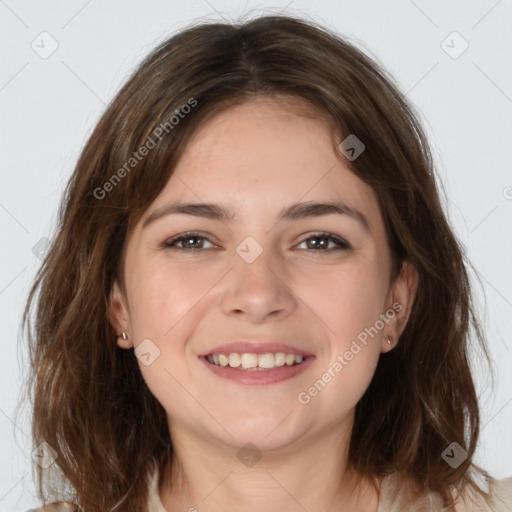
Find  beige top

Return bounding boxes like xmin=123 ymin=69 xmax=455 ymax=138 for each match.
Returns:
xmin=27 ymin=470 xmax=512 ymax=511
xmin=373 ymin=471 xmax=512 ymax=511
xmin=145 ymin=470 xmax=512 ymax=512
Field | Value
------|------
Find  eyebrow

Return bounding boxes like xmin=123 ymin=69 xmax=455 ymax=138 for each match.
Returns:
xmin=142 ymin=200 xmax=371 ymax=233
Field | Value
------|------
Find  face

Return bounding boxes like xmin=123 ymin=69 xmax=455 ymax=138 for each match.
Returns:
xmin=110 ymin=97 xmax=417 ymax=452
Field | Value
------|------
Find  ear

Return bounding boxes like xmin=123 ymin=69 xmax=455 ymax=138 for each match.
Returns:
xmin=381 ymin=260 xmax=419 ymax=352
xmin=109 ymin=280 xmax=133 ymax=349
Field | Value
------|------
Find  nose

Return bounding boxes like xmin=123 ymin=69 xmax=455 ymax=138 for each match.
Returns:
xmin=220 ymin=243 xmax=298 ymax=323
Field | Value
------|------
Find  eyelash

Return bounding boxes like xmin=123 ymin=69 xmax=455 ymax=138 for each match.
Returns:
xmin=163 ymin=231 xmax=350 ymax=252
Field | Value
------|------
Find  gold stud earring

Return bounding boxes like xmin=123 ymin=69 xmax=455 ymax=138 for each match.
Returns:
xmin=121 ymin=332 xmax=128 ymax=340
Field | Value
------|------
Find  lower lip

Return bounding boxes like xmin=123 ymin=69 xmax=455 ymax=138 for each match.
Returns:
xmin=199 ymin=356 xmax=314 ymax=385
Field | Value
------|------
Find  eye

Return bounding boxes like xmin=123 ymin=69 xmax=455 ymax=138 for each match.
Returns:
xmin=163 ymin=231 xmax=350 ymax=252
xmin=164 ymin=231 xmax=215 ymax=250
xmin=296 ymin=232 xmax=350 ymax=251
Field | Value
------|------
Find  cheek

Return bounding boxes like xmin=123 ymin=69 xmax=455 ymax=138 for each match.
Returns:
xmin=307 ymin=264 xmax=386 ymax=401
xmin=314 ymin=260 xmax=388 ymax=337
xmin=323 ymin=348 xmax=380 ymax=411
xmin=127 ymin=262 xmax=212 ymax=419
xmin=128 ymin=260 xmax=211 ymax=339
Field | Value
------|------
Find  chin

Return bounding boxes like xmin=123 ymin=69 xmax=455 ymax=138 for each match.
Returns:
xmin=218 ymin=414 xmax=307 ymax=451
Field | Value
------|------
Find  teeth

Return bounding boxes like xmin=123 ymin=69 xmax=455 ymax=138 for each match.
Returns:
xmin=274 ymin=353 xmax=286 ymax=367
xmin=258 ymin=353 xmax=275 ymax=369
xmin=241 ymin=353 xmax=258 ymax=369
xmin=206 ymin=352 xmax=306 ymax=370
xmin=229 ymin=353 xmax=241 ymax=368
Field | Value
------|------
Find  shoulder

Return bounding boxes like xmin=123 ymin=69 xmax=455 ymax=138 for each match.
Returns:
xmin=378 ymin=472 xmax=512 ymax=512
xmin=454 ymin=476 xmax=512 ymax=512
xmin=27 ymin=462 xmax=164 ymax=512
xmin=490 ymin=476 xmax=512 ymax=504
xmin=25 ymin=503 xmax=78 ymax=512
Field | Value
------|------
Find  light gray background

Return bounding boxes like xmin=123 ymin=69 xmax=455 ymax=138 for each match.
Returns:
xmin=1 ymin=1 xmax=511 ymax=510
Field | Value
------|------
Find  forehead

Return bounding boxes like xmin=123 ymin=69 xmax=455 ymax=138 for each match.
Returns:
xmin=135 ymin=97 xmax=385 ymax=241
xmin=178 ymin=97 xmax=334 ymax=175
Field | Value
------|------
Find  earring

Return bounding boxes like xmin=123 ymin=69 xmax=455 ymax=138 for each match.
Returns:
xmin=387 ymin=336 xmax=392 ymax=345
xmin=121 ymin=332 xmax=128 ymax=340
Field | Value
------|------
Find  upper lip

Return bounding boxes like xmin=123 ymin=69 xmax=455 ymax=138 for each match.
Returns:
xmin=199 ymin=340 xmax=314 ymax=357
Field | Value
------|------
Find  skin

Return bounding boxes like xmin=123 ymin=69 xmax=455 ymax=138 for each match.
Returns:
xmin=109 ymin=96 xmax=418 ymax=512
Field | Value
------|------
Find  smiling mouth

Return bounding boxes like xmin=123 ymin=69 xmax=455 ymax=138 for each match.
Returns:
xmin=204 ymin=352 xmax=307 ymax=370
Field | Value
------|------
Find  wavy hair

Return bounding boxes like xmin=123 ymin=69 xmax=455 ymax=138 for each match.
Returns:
xmin=20 ymin=13 xmax=494 ymax=511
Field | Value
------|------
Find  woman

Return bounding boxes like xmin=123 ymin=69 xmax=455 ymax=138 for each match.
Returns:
xmin=22 ymin=14 xmax=512 ymax=512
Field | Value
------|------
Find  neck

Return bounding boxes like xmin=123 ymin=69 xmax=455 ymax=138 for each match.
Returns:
xmin=159 ymin=419 xmax=380 ymax=512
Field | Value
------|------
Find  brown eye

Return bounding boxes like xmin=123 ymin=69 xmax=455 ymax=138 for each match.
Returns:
xmin=298 ymin=233 xmax=350 ymax=251
xmin=164 ymin=232 xmax=214 ymax=250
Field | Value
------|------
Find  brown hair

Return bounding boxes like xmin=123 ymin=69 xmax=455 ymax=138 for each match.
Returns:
xmin=20 ymin=13 xmax=494 ymax=511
